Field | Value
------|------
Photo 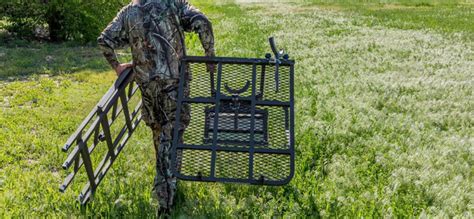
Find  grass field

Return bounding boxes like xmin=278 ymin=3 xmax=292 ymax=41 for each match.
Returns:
xmin=1 ymin=0 xmax=473 ymax=217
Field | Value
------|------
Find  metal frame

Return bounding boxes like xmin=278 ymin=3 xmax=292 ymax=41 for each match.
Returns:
xmin=59 ymin=68 xmax=142 ymax=204
xmin=171 ymin=53 xmax=295 ymax=185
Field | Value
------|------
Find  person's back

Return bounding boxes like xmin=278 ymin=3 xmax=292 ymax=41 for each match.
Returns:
xmin=98 ymin=0 xmax=214 ymax=83
xmin=97 ymin=0 xmax=214 ymax=215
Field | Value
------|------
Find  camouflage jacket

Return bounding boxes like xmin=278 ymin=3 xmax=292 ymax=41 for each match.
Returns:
xmin=97 ymin=0 xmax=214 ymax=83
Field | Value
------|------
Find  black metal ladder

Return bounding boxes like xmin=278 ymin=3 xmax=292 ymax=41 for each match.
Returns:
xmin=59 ymin=68 xmax=142 ymax=204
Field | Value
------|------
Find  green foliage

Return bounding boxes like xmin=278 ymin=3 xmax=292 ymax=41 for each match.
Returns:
xmin=0 ymin=0 xmax=128 ymax=42
xmin=0 ymin=0 xmax=473 ymax=217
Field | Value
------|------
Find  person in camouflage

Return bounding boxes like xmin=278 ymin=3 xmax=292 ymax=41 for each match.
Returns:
xmin=97 ymin=0 xmax=215 ymax=214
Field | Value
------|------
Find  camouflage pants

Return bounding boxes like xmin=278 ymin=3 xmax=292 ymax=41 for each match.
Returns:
xmin=139 ymin=77 xmax=190 ymax=210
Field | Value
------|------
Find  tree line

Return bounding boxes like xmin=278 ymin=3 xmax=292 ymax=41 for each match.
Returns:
xmin=1 ymin=0 xmax=128 ymax=43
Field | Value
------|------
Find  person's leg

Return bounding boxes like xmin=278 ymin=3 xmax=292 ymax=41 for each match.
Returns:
xmin=139 ymin=81 xmax=169 ymax=212
xmin=154 ymin=79 xmax=190 ymax=211
xmin=154 ymin=120 xmax=177 ymax=211
xmin=141 ymin=89 xmax=162 ymax=168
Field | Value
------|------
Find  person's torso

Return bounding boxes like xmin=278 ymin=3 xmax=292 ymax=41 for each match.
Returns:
xmin=123 ymin=1 xmax=186 ymax=83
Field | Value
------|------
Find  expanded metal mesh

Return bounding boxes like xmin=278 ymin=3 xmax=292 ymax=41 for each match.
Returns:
xmin=172 ymin=56 xmax=295 ymax=185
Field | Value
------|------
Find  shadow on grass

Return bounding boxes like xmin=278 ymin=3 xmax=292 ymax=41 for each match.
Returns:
xmin=0 ymin=40 xmax=116 ymax=81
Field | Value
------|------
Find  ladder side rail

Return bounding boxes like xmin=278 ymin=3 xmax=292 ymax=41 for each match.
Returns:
xmin=62 ymin=69 xmax=134 ymax=152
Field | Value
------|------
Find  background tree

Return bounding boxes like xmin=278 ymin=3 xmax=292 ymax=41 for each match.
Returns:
xmin=1 ymin=0 xmax=128 ymax=42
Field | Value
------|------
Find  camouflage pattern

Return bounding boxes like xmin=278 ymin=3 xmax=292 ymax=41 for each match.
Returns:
xmin=139 ymin=78 xmax=190 ymax=210
xmin=97 ymin=0 xmax=214 ymax=211
xmin=97 ymin=0 xmax=215 ymax=84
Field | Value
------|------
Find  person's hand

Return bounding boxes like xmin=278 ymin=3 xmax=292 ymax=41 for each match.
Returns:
xmin=114 ymin=63 xmax=134 ymax=76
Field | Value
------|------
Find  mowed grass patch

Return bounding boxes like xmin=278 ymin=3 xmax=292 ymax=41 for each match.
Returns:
xmin=357 ymin=5 xmax=473 ymax=40
xmin=1 ymin=0 xmax=473 ymax=217
xmin=0 ymin=41 xmax=112 ymax=79
xmin=298 ymin=0 xmax=474 ymax=40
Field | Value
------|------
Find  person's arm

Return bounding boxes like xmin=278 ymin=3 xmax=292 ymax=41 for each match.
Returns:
xmin=97 ymin=6 xmax=132 ymax=75
xmin=177 ymin=0 xmax=215 ymax=57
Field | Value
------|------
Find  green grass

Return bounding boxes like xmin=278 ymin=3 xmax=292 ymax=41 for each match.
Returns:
xmin=354 ymin=5 xmax=473 ymax=40
xmin=1 ymin=0 xmax=473 ymax=217
xmin=301 ymin=0 xmax=474 ymax=39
